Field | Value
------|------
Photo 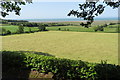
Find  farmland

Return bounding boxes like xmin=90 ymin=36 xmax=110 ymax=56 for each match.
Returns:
xmin=1 ymin=1 xmax=120 ymax=79
xmin=0 ymin=24 xmax=39 ymax=33
xmin=1 ymin=20 xmax=119 ymax=79
xmin=1 ymin=24 xmax=119 ymax=34
xmin=46 ymin=25 xmax=117 ymax=33
xmin=2 ymin=31 xmax=118 ymax=64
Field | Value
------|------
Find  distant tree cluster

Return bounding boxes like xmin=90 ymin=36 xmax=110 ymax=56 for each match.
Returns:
xmin=0 ymin=19 xmax=28 ymax=24
xmin=1 ymin=19 xmax=75 ymax=27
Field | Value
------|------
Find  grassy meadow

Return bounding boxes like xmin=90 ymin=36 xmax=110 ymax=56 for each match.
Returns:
xmin=46 ymin=25 xmax=118 ymax=33
xmin=2 ymin=31 xmax=118 ymax=64
xmin=0 ymin=24 xmax=39 ymax=33
xmin=1 ymin=24 xmax=118 ymax=33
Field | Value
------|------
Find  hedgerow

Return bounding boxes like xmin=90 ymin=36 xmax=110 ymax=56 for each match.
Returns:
xmin=2 ymin=51 xmax=120 ymax=80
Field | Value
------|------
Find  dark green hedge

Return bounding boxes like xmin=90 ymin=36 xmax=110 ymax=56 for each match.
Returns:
xmin=2 ymin=51 xmax=120 ymax=80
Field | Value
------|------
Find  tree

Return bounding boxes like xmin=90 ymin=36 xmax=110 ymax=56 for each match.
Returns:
xmin=17 ymin=26 xmax=24 ymax=33
xmin=6 ymin=30 xmax=11 ymax=35
xmin=68 ymin=0 xmax=120 ymax=28
xmin=0 ymin=0 xmax=32 ymax=17
xmin=38 ymin=26 xmax=46 ymax=31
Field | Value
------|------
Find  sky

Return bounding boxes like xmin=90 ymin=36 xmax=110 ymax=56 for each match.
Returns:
xmin=2 ymin=1 xmax=118 ymax=19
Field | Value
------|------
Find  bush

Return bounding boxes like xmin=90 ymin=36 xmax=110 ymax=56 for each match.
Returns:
xmin=103 ymin=24 xmax=108 ymax=27
xmin=109 ymin=23 xmax=117 ymax=25
xmin=95 ymin=61 xmax=120 ymax=80
xmin=38 ymin=26 xmax=46 ymax=31
xmin=93 ymin=25 xmax=104 ymax=32
xmin=6 ymin=30 xmax=11 ymax=35
xmin=58 ymin=28 xmax=61 ymax=31
xmin=93 ymin=27 xmax=98 ymax=32
xmin=2 ymin=51 xmax=120 ymax=79
xmin=67 ymin=29 xmax=69 ymax=31
xmin=17 ymin=26 xmax=24 ymax=33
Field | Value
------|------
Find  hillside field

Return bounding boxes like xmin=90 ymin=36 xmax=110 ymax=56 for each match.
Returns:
xmin=2 ymin=31 xmax=118 ymax=64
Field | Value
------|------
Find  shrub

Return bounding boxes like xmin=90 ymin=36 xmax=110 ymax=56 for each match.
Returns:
xmin=17 ymin=26 xmax=24 ymax=33
xmin=93 ymin=26 xmax=98 ymax=32
xmin=6 ymin=30 xmax=11 ymax=35
xmin=58 ymin=28 xmax=61 ymax=31
xmin=95 ymin=61 xmax=120 ymax=80
xmin=103 ymin=24 xmax=108 ymax=27
xmin=67 ymin=29 xmax=69 ymax=31
xmin=93 ymin=25 xmax=104 ymax=32
xmin=109 ymin=23 xmax=116 ymax=25
xmin=2 ymin=51 xmax=120 ymax=79
xmin=38 ymin=26 xmax=46 ymax=31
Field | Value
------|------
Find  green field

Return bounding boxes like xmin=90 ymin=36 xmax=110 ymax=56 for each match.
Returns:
xmin=1 ymin=25 xmax=118 ymax=33
xmin=0 ymin=25 xmax=39 ymax=33
xmin=46 ymin=26 xmax=117 ymax=33
xmin=2 ymin=31 xmax=118 ymax=64
xmin=1 ymin=22 xmax=119 ymax=34
xmin=47 ymin=26 xmax=94 ymax=32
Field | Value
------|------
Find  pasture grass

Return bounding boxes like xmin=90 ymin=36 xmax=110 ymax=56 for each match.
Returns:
xmin=1 ymin=24 xmax=118 ymax=33
xmin=2 ymin=31 xmax=118 ymax=64
xmin=46 ymin=26 xmax=117 ymax=33
xmin=47 ymin=26 xmax=94 ymax=32
xmin=0 ymin=25 xmax=39 ymax=33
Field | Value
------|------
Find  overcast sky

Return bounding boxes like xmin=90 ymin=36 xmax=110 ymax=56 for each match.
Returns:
xmin=3 ymin=1 xmax=118 ymax=19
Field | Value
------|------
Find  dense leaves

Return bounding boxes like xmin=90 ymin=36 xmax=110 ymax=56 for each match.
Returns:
xmin=68 ymin=1 xmax=120 ymax=27
xmin=0 ymin=0 xmax=32 ymax=17
xmin=2 ymin=51 xmax=120 ymax=79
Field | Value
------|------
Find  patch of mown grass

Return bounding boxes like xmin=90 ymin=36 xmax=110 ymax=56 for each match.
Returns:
xmin=2 ymin=31 xmax=118 ymax=64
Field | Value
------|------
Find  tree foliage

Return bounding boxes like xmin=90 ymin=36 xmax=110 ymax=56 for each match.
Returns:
xmin=0 ymin=0 xmax=32 ymax=17
xmin=68 ymin=1 xmax=120 ymax=27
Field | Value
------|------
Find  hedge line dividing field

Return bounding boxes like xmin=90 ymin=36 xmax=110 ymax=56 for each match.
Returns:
xmin=1 ymin=19 xmax=120 ymax=36
xmin=2 ymin=51 xmax=120 ymax=80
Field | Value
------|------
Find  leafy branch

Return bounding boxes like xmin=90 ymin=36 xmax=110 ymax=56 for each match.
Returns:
xmin=0 ymin=0 xmax=32 ymax=17
xmin=68 ymin=1 xmax=120 ymax=28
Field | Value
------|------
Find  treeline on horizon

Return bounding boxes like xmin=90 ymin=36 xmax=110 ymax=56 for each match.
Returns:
xmin=1 ymin=19 xmax=78 ymax=27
